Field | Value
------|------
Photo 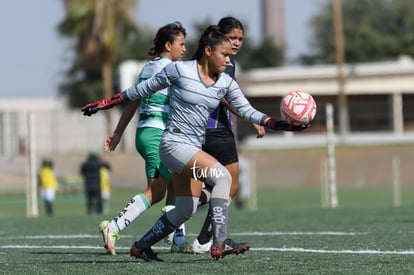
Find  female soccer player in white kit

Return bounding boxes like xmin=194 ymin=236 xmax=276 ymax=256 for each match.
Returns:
xmin=98 ymin=22 xmax=191 ymax=255
xmin=82 ymin=25 xmax=307 ymax=261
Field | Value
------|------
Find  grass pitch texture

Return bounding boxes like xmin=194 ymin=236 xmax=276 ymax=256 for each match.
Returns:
xmin=1 ymin=187 xmax=414 ymax=274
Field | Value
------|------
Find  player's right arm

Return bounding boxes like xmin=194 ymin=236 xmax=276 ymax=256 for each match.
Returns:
xmin=82 ymin=62 xmax=179 ymax=116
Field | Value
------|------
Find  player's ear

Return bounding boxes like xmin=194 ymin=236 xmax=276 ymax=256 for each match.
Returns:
xmin=204 ymin=45 xmax=212 ymax=57
xmin=165 ymin=41 xmax=172 ymax=52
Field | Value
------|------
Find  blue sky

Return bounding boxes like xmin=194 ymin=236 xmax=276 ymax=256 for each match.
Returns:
xmin=0 ymin=0 xmax=319 ymax=98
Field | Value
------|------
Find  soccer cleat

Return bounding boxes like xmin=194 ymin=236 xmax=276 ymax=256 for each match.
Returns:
xmin=192 ymin=238 xmax=213 ymax=254
xmin=130 ymin=243 xmax=164 ymax=262
xmin=172 ymin=227 xmax=186 ymax=244
xmin=98 ymin=220 xmax=120 ymax=255
xmin=170 ymin=241 xmax=193 ymax=253
xmin=210 ymin=238 xmax=251 ymax=260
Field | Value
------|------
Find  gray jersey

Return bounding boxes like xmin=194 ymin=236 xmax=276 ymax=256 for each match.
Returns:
xmin=124 ymin=60 xmax=268 ymax=147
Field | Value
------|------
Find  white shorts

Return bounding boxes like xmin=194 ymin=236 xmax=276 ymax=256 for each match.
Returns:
xmin=41 ymin=189 xmax=56 ymax=202
xmin=159 ymin=131 xmax=200 ymax=174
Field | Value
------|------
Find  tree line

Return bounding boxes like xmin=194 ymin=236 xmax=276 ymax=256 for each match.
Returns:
xmin=58 ymin=0 xmax=414 ymax=115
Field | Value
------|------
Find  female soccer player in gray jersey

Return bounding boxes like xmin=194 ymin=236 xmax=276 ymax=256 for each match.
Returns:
xmin=193 ymin=17 xmax=265 ymax=254
xmin=97 ymin=22 xmax=191 ymax=255
xmin=82 ymin=25 xmax=307 ymax=261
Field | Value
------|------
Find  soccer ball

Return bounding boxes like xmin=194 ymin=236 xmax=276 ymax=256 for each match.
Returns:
xmin=280 ymin=91 xmax=317 ymax=125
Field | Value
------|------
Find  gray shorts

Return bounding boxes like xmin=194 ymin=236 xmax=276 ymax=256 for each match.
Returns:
xmin=159 ymin=131 xmax=201 ymax=174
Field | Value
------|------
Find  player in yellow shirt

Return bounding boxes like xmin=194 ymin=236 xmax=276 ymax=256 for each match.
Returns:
xmin=38 ymin=159 xmax=59 ymax=216
xmin=100 ymin=167 xmax=111 ymax=214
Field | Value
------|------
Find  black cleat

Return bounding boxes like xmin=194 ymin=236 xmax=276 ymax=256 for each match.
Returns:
xmin=210 ymin=238 xmax=251 ymax=260
xmin=130 ymin=243 xmax=164 ymax=262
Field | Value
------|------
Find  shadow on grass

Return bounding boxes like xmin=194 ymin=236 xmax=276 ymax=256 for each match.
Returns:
xmin=28 ymin=250 xmax=216 ymax=264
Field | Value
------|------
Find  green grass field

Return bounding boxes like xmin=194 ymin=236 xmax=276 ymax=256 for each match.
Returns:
xmin=1 ymin=187 xmax=414 ymax=274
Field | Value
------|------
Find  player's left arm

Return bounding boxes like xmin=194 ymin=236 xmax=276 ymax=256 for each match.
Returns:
xmin=264 ymin=117 xmax=309 ymax=131
xmin=225 ymin=83 xmax=307 ymax=132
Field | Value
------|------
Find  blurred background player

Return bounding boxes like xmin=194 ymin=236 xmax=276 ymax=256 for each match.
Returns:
xmin=38 ymin=158 xmax=59 ymax=216
xmin=100 ymin=163 xmax=111 ymax=215
xmin=98 ymin=22 xmax=192 ymax=255
xmin=80 ymin=150 xmax=111 ymax=215
xmin=192 ymin=16 xmax=265 ymax=254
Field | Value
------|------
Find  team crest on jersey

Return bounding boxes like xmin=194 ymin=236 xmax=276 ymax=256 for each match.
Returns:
xmin=217 ymin=88 xmax=226 ymax=97
xmin=185 ymin=82 xmax=196 ymax=91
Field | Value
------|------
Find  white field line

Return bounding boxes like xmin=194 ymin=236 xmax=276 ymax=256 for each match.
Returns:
xmin=3 ymin=232 xmax=413 ymax=255
xmin=2 ymin=245 xmax=414 ymax=255
xmin=0 ymin=231 xmax=367 ymax=240
xmin=230 ymin=231 xmax=367 ymax=236
xmin=254 ymin=247 xmax=414 ymax=255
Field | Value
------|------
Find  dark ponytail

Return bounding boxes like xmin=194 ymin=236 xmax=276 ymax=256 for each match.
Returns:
xmin=148 ymin=21 xmax=186 ymax=57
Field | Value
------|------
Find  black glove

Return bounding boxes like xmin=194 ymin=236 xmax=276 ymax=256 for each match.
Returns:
xmin=265 ymin=118 xmax=308 ymax=132
xmin=81 ymin=93 xmax=123 ymax=116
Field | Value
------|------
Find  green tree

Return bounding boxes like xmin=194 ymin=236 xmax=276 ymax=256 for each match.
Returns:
xmin=307 ymin=0 xmax=414 ymax=64
xmin=58 ymin=3 xmax=283 ymax=131
xmin=58 ymin=0 xmax=139 ymax=135
xmin=238 ymin=38 xmax=284 ymax=69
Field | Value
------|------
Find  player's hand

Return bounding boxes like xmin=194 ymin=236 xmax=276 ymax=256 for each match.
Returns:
xmin=104 ymin=133 xmax=122 ymax=152
xmin=81 ymin=93 xmax=123 ymax=116
xmin=253 ymin=123 xmax=266 ymax=138
xmin=265 ymin=118 xmax=309 ymax=132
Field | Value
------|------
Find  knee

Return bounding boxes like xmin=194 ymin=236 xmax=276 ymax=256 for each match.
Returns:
xmin=166 ymin=196 xmax=199 ymax=226
xmin=209 ymin=163 xmax=232 ymax=200
xmin=205 ymin=163 xmax=232 ymax=188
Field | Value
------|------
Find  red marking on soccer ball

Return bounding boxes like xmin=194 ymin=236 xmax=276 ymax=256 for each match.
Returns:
xmin=280 ymin=91 xmax=317 ymax=125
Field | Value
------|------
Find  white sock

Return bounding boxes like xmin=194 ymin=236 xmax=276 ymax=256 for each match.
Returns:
xmin=111 ymin=193 xmax=150 ymax=231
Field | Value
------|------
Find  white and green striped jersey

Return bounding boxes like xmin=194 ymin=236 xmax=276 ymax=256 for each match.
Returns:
xmin=136 ymin=56 xmax=171 ymax=130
